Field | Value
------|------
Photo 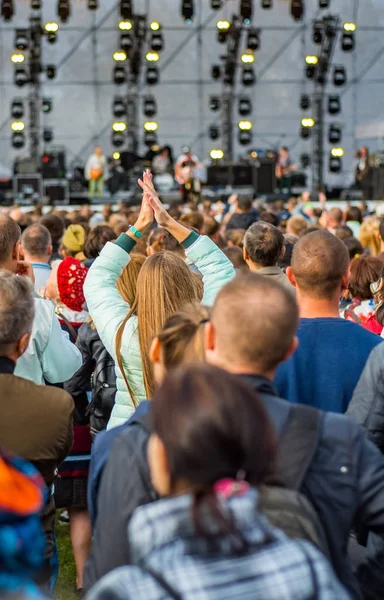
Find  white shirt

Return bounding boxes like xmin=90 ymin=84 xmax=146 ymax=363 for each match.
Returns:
xmin=31 ymin=262 xmax=51 ymax=293
xmin=85 ymin=153 xmax=106 ymax=181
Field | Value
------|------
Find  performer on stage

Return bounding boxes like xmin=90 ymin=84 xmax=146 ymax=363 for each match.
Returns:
xmin=175 ymin=146 xmax=201 ymax=202
xmin=85 ymin=146 xmax=106 ymax=200
xmin=275 ymin=146 xmax=297 ymax=191
xmin=356 ymin=146 xmax=373 ymax=201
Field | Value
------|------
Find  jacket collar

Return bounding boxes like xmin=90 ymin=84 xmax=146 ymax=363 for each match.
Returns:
xmin=239 ymin=373 xmax=279 ymax=397
xmin=255 ymin=266 xmax=284 ymax=276
xmin=0 ymin=357 xmax=15 ymax=375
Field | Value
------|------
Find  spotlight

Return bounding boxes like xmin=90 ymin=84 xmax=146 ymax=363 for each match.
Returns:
xmin=150 ymin=32 xmax=164 ymax=52
xmin=241 ymin=52 xmax=255 ymax=64
xmin=210 ymin=149 xmax=224 ymax=160
xmin=242 ymin=66 xmax=256 ymax=86
xmin=12 ymin=131 xmax=25 ymax=149
xmin=313 ymin=21 xmax=323 ymax=44
xmin=112 ymin=121 xmax=127 ymax=132
xmin=211 ymin=0 xmax=222 ymax=8
xmin=301 ymin=117 xmax=315 ymax=128
xmin=144 ymin=121 xmax=158 ymax=132
xmin=300 ymin=94 xmax=311 ymax=110
xmin=43 ymin=129 xmax=54 ymax=143
xmin=238 ymin=96 xmax=252 ymax=116
xmin=261 ymin=0 xmax=272 ymax=8
xmin=328 ymin=95 xmax=340 ymax=115
xmin=300 ymin=126 xmax=311 ymax=139
xmin=247 ymin=29 xmax=260 ymax=51
xmin=113 ymin=97 xmax=126 ymax=118
xmin=329 ymin=156 xmax=341 ymax=172
xmin=1 ymin=0 xmax=14 ymax=21
xmin=211 ymin=65 xmax=221 ymax=80
xmin=319 ymin=0 xmax=329 ymax=7
xmin=341 ymin=31 xmax=354 ymax=52
xmin=119 ymin=19 xmax=133 ymax=30
xmin=14 ymin=67 xmax=29 ymax=87
xmin=144 ymin=131 xmax=158 ymax=146
xmin=11 ymin=99 xmax=24 ymax=119
xmin=146 ymin=66 xmax=159 ymax=85
xmin=10 ymin=121 xmax=25 ymax=131
xmin=121 ymin=32 xmax=133 ymax=52
xmin=44 ymin=22 xmax=59 ymax=44
xmin=181 ymin=0 xmax=194 ymax=23
xmin=88 ymin=0 xmax=98 ymax=9
xmin=240 ymin=0 xmax=253 ymax=24
xmin=111 ymin=131 xmax=125 ymax=148
xmin=46 ymin=65 xmax=56 ymax=79
xmin=120 ymin=0 xmax=133 ymax=19
xmin=143 ymin=96 xmax=157 ymax=117
xmin=209 ymin=96 xmax=221 ymax=111
xmin=209 ymin=125 xmax=220 ymax=140
xmin=113 ymin=50 xmax=127 ymax=62
xmin=331 ymin=147 xmax=344 ymax=157
xmin=113 ymin=65 xmax=126 ymax=84
xmin=328 ymin=124 xmax=341 ymax=143
xmin=305 ymin=56 xmax=318 ymax=80
xmin=216 ymin=19 xmax=230 ymax=30
xmin=57 ymin=0 xmax=70 ymax=23
xmin=344 ymin=22 xmax=357 ymax=32
xmin=238 ymin=130 xmax=252 ymax=145
xmin=150 ymin=21 xmax=161 ymax=31
xmin=333 ymin=65 xmax=346 ymax=86
xmin=305 ymin=55 xmax=319 ymax=65
xmin=15 ymin=29 xmax=29 ymax=51
xmin=146 ymin=51 xmax=160 ymax=62
xmin=10 ymin=53 xmax=25 ymax=63
xmin=42 ymin=98 xmax=53 ymax=113
xmin=300 ymin=154 xmax=311 ymax=168
xmin=238 ymin=120 xmax=253 ymax=131
xmin=31 ymin=0 xmax=41 ymax=8
xmin=291 ymin=0 xmax=304 ymax=22
xmin=217 ymin=20 xmax=230 ymax=43
xmin=112 ymin=151 xmax=121 ymax=160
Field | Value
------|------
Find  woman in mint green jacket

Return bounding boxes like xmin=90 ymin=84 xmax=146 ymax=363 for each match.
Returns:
xmin=84 ymin=173 xmax=235 ymax=429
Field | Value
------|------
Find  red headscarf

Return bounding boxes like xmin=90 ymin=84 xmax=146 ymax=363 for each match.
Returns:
xmin=57 ymin=257 xmax=88 ymax=313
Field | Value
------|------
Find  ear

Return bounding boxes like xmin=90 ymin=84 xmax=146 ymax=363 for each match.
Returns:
xmin=147 ymin=246 xmax=154 ymax=257
xmin=12 ymin=240 xmax=20 ymax=261
xmin=279 ymin=245 xmax=286 ymax=260
xmin=147 ymin=433 xmax=171 ymax=496
xmin=286 ymin=266 xmax=297 ymax=287
xmin=48 ymin=244 xmax=53 ymax=257
xmin=204 ymin=321 xmax=216 ymax=353
xmin=243 ymin=246 xmax=250 ymax=262
xmin=16 ymin=332 xmax=31 ymax=359
xmin=150 ymin=337 xmax=161 ymax=365
xmin=281 ymin=335 xmax=299 ymax=363
xmin=341 ymin=270 xmax=350 ymax=292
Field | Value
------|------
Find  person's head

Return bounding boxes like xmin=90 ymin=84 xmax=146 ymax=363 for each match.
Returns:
xmin=348 ymin=256 xmax=383 ymax=301
xmin=179 ymin=211 xmax=204 ymax=233
xmin=346 ymin=206 xmax=363 ymax=224
xmin=40 ymin=213 xmax=65 ymax=246
xmin=243 ymin=221 xmax=285 ymax=269
xmin=360 ymin=217 xmax=381 ymax=256
xmin=343 ymin=236 xmax=363 ymax=262
xmin=0 ymin=269 xmax=35 ymax=362
xmin=146 ymin=227 xmax=185 ymax=258
xmin=206 ymin=273 xmax=299 ymax=378
xmin=286 ymin=215 xmax=308 ymax=237
xmin=258 ymin=211 xmax=280 ymax=228
xmin=237 ymin=197 xmax=253 ymax=214
xmin=21 ymin=224 xmax=52 ymax=263
xmin=116 ymin=251 xmax=201 ymax=402
xmin=224 ymin=228 xmax=245 ymax=248
xmin=116 ymin=253 xmax=146 ymax=306
xmin=150 ymin=302 xmax=209 ymax=386
xmin=334 ymin=225 xmax=353 ymax=241
xmin=223 ymin=246 xmax=248 ymax=272
xmin=202 ymin=216 xmax=219 ymax=239
xmin=95 ymin=145 xmax=102 ymax=157
xmin=287 ymin=230 xmax=349 ymax=302
xmin=327 ymin=207 xmax=343 ymax=229
xmin=60 ymin=224 xmax=86 ymax=258
xmin=280 ymin=146 xmax=289 ymax=159
xmin=149 ymin=364 xmax=276 ymax=516
xmin=83 ymin=224 xmax=115 ymax=259
xmin=46 ymin=257 xmax=88 ymax=311
xmin=361 ymin=146 xmax=369 ymax=157
xmin=0 ymin=215 xmax=21 ymax=272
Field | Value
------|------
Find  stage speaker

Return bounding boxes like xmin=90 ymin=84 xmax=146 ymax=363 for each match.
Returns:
xmin=41 ymin=151 xmax=66 ymax=179
xmin=206 ymin=165 xmax=231 ymax=187
xmin=232 ymin=163 xmax=256 ymax=187
xmin=255 ymin=159 xmax=275 ymax=194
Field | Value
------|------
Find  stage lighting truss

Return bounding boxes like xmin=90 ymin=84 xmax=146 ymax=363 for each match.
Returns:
xmin=240 ymin=0 xmax=253 ymax=24
xmin=181 ymin=0 xmax=194 ymax=23
xmin=211 ymin=64 xmax=221 ymax=80
xmin=57 ymin=0 xmax=70 ymax=23
xmin=11 ymin=53 xmax=25 ymax=63
xmin=300 ymin=153 xmax=311 ymax=168
xmin=247 ymin=29 xmax=260 ymax=51
xmin=328 ymin=124 xmax=341 ymax=144
xmin=14 ymin=67 xmax=29 ymax=87
xmin=211 ymin=0 xmax=222 ymax=9
xmin=209 ymin=95 xmax=221 ymax=111
xmin=12 ymin=131 xmax=25 ymax=149
xmin=329 ymin=156 xmax=341 ymax=172
xmin=242 ymin=66 xmax=256 ymax=86
xmin=120 ymin=0 xmax=133 ymax=20
xmin=11 ymin=99 xmax=24 ymax=119
xmin=143 ymin=96 xmax=157 ymax=117
xmin=43 ymin=128 xmax=53 ymax=143
xmin=1 ymin=0 xmax=14 ymax=21
xmin=113 ymin=97 xmax=127 ymax=118
xmin=146 ymin=65 xmax=159 ymax=85
xmin=210 ymin=149 xmax=224 ymax=160
xmin=238 ymin=96 xmax=252 ymax=116
xmin=313 ymin=20 xmax=323 ymax=45
xmin=300 ymin=94 xmax=311 ymax=110
xmin=42 ymin=98 xmax=53 ymax=113
xmin=291 ymin=0 xmax=304 ymax=22
xmin=328 ymin=95 xmax=340 ymax=114
xmin=88 ymin=0 xmax=98 ymax=9
xmin=333 ymin=65 xmax=346 ymax=86
xmin=261 ymin=0 xmax=272 ymax=8
xmin=15 ymin=29 xmax=29 ymax=51
xmin=209 ymin=125 xmax=220 ymax=140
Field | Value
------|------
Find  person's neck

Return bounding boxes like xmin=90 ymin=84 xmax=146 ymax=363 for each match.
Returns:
xmin=24 ymin=254 xmax=50 ymax=265
xmin=248 ymin=262 xmax=277 ymax=272
xmin=296 ymin=291 xmax=341 ymax=319
xmin=208 ymin=355 xmax=276 ymax=381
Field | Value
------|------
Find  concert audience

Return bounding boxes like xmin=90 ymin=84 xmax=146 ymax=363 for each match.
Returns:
xmin=225 ymin=196 xmax=259 ymax=231
xmin=345 ymin=255 xmax=383 ymax=333
xmin=21 ymin=224 xmax=52 ymax=292
xmin=40 ymin=213 xmax=65 ymax=261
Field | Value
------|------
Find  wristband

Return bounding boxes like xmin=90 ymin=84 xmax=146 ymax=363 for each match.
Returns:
xmin=130 ymin=226 xmax=142 ymax=239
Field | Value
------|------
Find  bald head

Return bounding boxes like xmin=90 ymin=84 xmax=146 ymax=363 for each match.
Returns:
xmin=328 ymin=207 xmax=343 ymax=228
xmin=210 ymin=273 xmax=299 ymax=372
xmin=290 ymin=230 xmax=349 ymax=299
xmin=0 ymin=214 xmax=21 ymax=267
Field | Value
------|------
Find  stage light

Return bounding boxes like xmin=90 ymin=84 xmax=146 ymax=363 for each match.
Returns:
xmin=146 ymin=66 xmax=159 ymax=84
xmin=144 ymin=121 xmax=158 ymax=132
xmin=238 ymin=130 xmax=252 ymax=145
xmin=238 ymin=120 xmax=253 ymax=131
xmin=291 ymin=0 xmax=304 ymax=22
xmin=112 ymin=151 xmax=121 ymax=160
xmin=329 ymin=156 xmax=341 ymax=172
xmin=211 ymin=65 xmax=221 ymax=80
xmin=238 ymin=96 xmax=252 ymax=116
xmin=313 ymin=21 xmax=323 ymax=44
xmin=12 ymin=131 xmax=25 ymax=149
xmin=240 ymin=0 xmax=253 ymax=24
xmin=113 ymin=97 xmax=126 ymax=118
xmin=57 ymin=0 xmax=70 ymax=23
xmin=211 ymin=0 xmax=222 ymax=8
xmin=300 ymin=94 xmax=311 ymax=110
xmin=328 ymin=95 xmax=340 ymax=114
xmin=300 ymin=154 xmax=311 ymax=168
xmin=331 ymin=147 xmax=344 ymax=157
xmin=42 ymin=98 xmax=53 ymax=113
xmin=305 ymin=55 xmax=319 ymax=65
xmin=209 ymin=125 xmax=220 ymax=140
xmin=144 ymin=131 xmax=158 ymax=146
xmin=216 ymin=19 xmax=230 ymax=30
xmin=31 ymin=0 xmax=41 ymax=8
xmin=46 ymin=65 xmax=57 ymax=79
xmin=150 ymin=32 xmax=164 ymax=52
xmin=120 ymin=0 xmax=133 ymax=19
xmin=15 ymin=29 xmax=29 ymax=51
xmin=241 ymin=52 xmax=255 ymax=64
xmin=113 ymin=65 xmax=126 ymax=84
xmin=113 ymin=50 xmax=127 ymax=62
xmin=261 ymin=0 xmax=272 ymax=7
xmin=242 ymin=66 xmax=256 ymax=86
xmin=111 ymin=131 xmax=125 ymax=148
xmin=209 ymin=96 xmax=220 ymax=111
xmin=329 ymin=124 xmax=341 ymax=143
xmin=112 ymin=121 xmax=127 ymax=132
xmin=149 ymin=22 xmax=160 ymax=32
xmin=247 ymin=29 xmax=260 ymax=51
xmin=210 ymin=149 xmax=224 ymax=160
xmin=146 ymin=51 xmax=160 ymax=62
xmin=11 ymin=99 xmax=24 ymax=119
xmin=344 ymin=22 xmax=356 ymax=32
xmin=121 ymin=32 xmax=133 ymax=52
xmin=143 ymin=96 xmax=157 ymax=117
xmin=1 ymin=0 xmax=14 ymax=21
xmin=43 ymin=129 xmax=54 ymax=143
xmin=88 ymin=0 xmax=98 ymax=9
xmin=11 ymin=53 xmax=25 ymax=63
xmin=341 ymin=31 xmax=354 ymax=52
xmin=319 ymin=0 xmax=329 ymax=7
xmin=44 ymin=22 xmax=59 ymax=33
xmin=11 ymin=121 xmax=25 ymax=132
xmin=301 ymin=117 xmax=315 ymax=127
xmin=181 ymin=0 xmax=194 ymax=23
xmin=300 ymin=126 xmax=311 ymax=139
xmin=119 ymin=19 xmax=133 ymax=30
xmin=333 ymin=65 xmax=346 ymax=86
xmin=14 ymin=67 xmax=29 ymax=87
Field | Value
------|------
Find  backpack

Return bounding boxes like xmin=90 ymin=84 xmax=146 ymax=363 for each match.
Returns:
xmin=134 ymin=404 xmax=330 ymax=558
xmin=87 ymin=348 xmax=117 ymax=438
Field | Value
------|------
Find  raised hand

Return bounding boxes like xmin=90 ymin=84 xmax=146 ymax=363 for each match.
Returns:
xmin=138 ymin=171 xmax=171 ymax=228
xmin=16 ymin=260 xmax=35 ymax=284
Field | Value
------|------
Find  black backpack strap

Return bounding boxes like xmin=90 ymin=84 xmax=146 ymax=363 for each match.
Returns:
xmin=272 ymin=405 xmax=323 ymax=490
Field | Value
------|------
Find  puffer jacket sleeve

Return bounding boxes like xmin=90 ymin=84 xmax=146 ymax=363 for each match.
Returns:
xmin=347 ymin=343 xmax=384 ymax=453
xmin=84 ymin=242 xmax=132 ymax=361
xmin=184 ymin=234 xmax=236 ymax=307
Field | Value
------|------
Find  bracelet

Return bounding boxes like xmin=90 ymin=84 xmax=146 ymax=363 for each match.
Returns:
xmin=130 ymin=226 xmax=142 ymax=239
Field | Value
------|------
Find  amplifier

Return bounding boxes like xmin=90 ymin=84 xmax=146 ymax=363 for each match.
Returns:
xmin=41 ymin=151 xmax=66 ymax=179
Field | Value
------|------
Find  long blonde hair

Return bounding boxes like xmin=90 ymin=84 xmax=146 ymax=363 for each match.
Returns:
xmin=360 ymin=217 xmax=381 ymax=256
xmin=116 ymin=251 xmax=200 ymax=404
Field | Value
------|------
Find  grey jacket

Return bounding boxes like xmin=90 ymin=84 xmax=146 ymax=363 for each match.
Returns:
xmin=255 ymin=266 xmax=296 ymax=295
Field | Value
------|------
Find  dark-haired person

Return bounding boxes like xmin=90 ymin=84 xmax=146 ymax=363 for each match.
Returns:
xmin=346 ymin=206 xmax=363 ymax=239
xmin=243 ymin=221 xmax=294 ymax=293
xmin=88 ymin=365 xmax=349 ymax=600
xmin=275 ymin=230 xmax=382 ymax=412
xmin=346 ymin=255 xmax=383 ymax=334
xmin=344 ymin=236 xmax=363 ymax=262
xmin=83 ymin=224 xmax=115 ymax=268
xmin=225 ymin=196 xmax=259 ymax=231
xmin=223 ymin=246 xmax=248 ymax=272
xmin=40 ymin=213 xmax=65 ymax=262
xmin=21 ymin=224 xmax=52 ymax=292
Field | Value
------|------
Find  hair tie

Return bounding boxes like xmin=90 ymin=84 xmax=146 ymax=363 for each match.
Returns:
xmin=213 ymin=474 xmax=249 ymax=499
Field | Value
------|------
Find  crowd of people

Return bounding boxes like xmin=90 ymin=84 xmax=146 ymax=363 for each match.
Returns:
xmin=3 ymin=173 xmax=384 ymax=599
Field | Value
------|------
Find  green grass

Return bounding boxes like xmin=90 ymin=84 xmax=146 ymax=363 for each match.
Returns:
xmin=56 ymin=516 xmax=77 ymax=600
